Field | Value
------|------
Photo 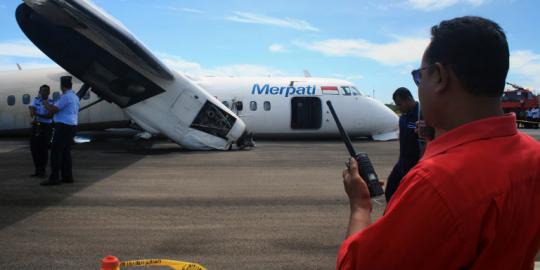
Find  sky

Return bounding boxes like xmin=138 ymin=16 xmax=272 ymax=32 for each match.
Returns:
xmin=0 ymin=0 xmax=539 ymax=103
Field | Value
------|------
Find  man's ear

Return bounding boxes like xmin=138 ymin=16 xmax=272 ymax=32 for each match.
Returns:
xmin=433 ymin=62 xmax=449 ymax=94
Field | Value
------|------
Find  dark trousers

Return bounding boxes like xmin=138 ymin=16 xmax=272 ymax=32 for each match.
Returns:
xmin=30 ymin=123 xmax=52 ymax=174
xmin=49 ymin=123 xmax=76 ymax=182
xmin=525 ymin=117 xmax=533 ymax=128
xmin=385 ymin=162 xmax=405 ymax=203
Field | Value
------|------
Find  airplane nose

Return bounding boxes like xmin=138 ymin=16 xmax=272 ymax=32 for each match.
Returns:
xmin=369 ymin=98 xmax=399 ymax=138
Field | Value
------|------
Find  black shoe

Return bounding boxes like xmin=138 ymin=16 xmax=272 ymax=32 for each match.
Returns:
xmin=61 ymin=178 xmax=74 ymax=184
xmin=40 ymin=180 xmax=61 ymax=186
xmin=30 ymin=172 xmax=46 ymax=178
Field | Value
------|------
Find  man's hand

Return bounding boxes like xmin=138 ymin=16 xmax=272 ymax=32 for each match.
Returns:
xmin=343 ymin=157 xmax=373 ymax=212
xmin=42 ymin=99 xmax=59 ymax=113
xmin=342 ymin=157 xmax=373 ymax=238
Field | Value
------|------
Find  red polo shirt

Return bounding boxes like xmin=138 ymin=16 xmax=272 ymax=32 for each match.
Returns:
xmin=337 ymin=114 xmax=540 ymax=270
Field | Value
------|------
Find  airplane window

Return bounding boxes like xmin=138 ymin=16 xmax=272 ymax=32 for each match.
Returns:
xmin=250 ymin=101 xmax=257 ymax=111
xmin=22 ymin=94 xmax=31 ymax=105
xmin=222 ymin=101 xmax=230 ymax=108
xmin=7 ymin=95 xmax=15 ymax=106
xmin=264 ymin=101 xmax=271 ymax=111
xmin=53 ymin=92 xmax=61 ymax=101
xmin=83 ymin=91 xmax=91 ymax=100
xmin=235 ymin=101 xmax=243 ymax=111
xmin=341 ymin=86 xmax=351 ymax=96
xmin=351 ymin=87 xmax=362 ymax=96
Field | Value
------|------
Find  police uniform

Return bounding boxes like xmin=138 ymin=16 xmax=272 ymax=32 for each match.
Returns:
xmin=385 ymin=102 xmax=421 ymax=203
xmin=29 ymin=96 xmax=53 ymax=177
xmin=526 ymin=108 xmax=533 ymax=129
xmin=533 ymin=107 xmax=540 ymax=129
xmin=44 ymin=79 xmax=80 ymax=185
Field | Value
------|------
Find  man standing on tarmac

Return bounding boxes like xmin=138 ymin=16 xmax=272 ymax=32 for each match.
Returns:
xmin=531 ymin=107 xmax=540 ymax=129
xmin=338 ymin=16 xmax=540 ymax=269
xmin=29 ymin=85 xmax=53 ymax=178
xmin=40 ymin=76 xmax=80 ymax=186
xmin=385 ymin=87 xmax=420 ymax=202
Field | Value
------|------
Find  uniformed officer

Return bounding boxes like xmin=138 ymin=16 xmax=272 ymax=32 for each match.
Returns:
xmin=40 ymin=76 xmax=80 ymax=186
xmin=385 ymin=87 xmax=421 ymax=203
xmin=533 ymin=106 xmax=540 ymax=129
xmin=525 ymin=108 xmax=533 ymax=128
xmin=29 ymin=85 xmax=54 ymax=178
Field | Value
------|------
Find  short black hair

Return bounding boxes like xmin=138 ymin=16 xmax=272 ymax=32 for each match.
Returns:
xmin=425 ymin=16 xmax=509 ymax=97
xmin=393 ymin=87 xmax=413 ymax=101
xmin=39 ymin=84 xmax=50 ymax=92
xmin=60 ymin=76 xmax=72 ymax=89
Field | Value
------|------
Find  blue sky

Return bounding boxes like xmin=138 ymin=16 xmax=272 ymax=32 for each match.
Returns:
xmin=1 ymin=0 xmax=539 ymax=103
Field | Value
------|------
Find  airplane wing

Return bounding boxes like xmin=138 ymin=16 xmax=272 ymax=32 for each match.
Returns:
xmin=16 ymin=0 xmax=174 ymax=108
xmin=16 ymin=0 xmax=249 ymax=150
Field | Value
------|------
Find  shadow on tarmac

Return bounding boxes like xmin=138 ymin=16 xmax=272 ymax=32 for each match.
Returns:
xmin=0 ymin=137 xmax=167 ymax=230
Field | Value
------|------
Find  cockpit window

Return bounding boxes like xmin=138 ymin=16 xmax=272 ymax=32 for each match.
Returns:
xmin=341 ymin=86 xmax=351 ymax=96
xmin=351 ymin=86 xmax=362 ymax=96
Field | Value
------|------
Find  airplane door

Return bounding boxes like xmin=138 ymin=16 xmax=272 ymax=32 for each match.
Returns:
xmin=290 ymin=97 xmax=322 ymax=129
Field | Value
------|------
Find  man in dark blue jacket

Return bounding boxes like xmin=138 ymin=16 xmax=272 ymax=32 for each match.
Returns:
xmin=385 ymin=87 xmax=420 ymax=202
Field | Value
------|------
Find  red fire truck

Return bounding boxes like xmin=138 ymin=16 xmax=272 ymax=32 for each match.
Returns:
xmin=501 ymin=82 xmax=539 ymax=127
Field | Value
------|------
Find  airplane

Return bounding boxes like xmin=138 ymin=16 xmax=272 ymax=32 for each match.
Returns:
xmin=1 ymin=0 xmax=398 ymax=150
xmin=0 ymin=68 xmax=399 ymax=140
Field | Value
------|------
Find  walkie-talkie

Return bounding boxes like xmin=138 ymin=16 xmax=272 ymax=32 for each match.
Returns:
xmin=326 ymin=101 xmax=384 ymax=197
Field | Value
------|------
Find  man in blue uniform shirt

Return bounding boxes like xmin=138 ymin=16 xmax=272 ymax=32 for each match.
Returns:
xmin=41 ymin=76 xmax=80 ymax=186
xmin=385 ymin=87 xmax=421 ymax=202
xmin=29 ymin=85 xmax=54 ymax=178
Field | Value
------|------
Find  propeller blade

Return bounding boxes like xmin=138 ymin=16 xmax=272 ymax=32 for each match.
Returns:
xmin=76 ymin=83 xmax=91 ymax=100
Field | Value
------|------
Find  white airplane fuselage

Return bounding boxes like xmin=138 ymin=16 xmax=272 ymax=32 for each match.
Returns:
xmin=0 ymin=68 xmax=398 ymax=140
xmin=200 ymin=76 xmax=398 ymax=139
xmin=0 ymin=68 xmax=128 ymax=134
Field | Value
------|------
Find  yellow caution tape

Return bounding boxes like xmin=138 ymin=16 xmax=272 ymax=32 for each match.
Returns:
xmin=120 ymin=259 xmax=207 ymax=270
xmin=516 ymin=120 xmax=540 ymax=124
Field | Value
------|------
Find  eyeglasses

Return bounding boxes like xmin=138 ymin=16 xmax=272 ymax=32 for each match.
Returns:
xmin=411 ymin=65 xmax=435 ymax=86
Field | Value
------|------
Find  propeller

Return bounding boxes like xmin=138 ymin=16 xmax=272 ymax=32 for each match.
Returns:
xmin=76 ymin=83 xmax=105 ymax=112
xmin=76 ymin=83 xmax=91 ymax=100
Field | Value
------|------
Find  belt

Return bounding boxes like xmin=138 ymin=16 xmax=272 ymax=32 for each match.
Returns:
xmin=34 ymin=122 xmax=52 ymax=126
xmin=54 ymin=122 xmax=76 ymax=127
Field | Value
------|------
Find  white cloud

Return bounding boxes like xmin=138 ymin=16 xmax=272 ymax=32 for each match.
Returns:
xmin=295 ymin=37 xmax=429 ymax=66
xmin=206 ymin=64 xmax=285 ymax=77
xmin=331 ymin=73 xmax=364 ymax=81
xmin=226 ymin=12 xmax=319 ymax=32
xmin=181 ymin=8 xmax=204 ymax=14
xmin=0 ymin=60 xmax=58 ymax=71
xmin=160 ymin=6 xmax=204 ymax=14
xmin=0 ymin=40 xmax=48 ymax=58
xmin=269 ymin=44 xmax=288 ymax=53
xmin=510 ymin=50 xmax=540 ymax=90
xmin=407 ymin=0 xmax=487 ymax=11
xmin=158 ymin=53 xmax=285 ymax=77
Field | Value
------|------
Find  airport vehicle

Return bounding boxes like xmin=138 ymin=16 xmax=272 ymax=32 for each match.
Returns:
xmin=501 ymin=82 xmax=539 ymax=118
xmin=2 ymin=0 xmax=398 ymax=149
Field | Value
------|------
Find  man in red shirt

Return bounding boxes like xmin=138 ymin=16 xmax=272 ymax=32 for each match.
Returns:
xmin=338 ymin=16 xmax=540 ymax=269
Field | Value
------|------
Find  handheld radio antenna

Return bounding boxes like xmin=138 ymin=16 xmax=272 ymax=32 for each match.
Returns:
xmin=326 ymin=100 xmax=384 ymax=197
xmin=327 ymin=101 xmax=357 ymax=157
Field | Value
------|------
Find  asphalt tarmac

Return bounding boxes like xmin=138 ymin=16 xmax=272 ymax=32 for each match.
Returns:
xmin=0 ymin=129 xmax=539 ymax=269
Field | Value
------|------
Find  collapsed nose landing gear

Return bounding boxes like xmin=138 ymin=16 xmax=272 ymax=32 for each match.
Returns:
xmin=235 ymin=131 xmax=255 ymax=150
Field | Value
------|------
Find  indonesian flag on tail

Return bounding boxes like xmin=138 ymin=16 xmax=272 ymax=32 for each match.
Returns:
xmin=321 ymin=86 xmax=339 ymax=95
